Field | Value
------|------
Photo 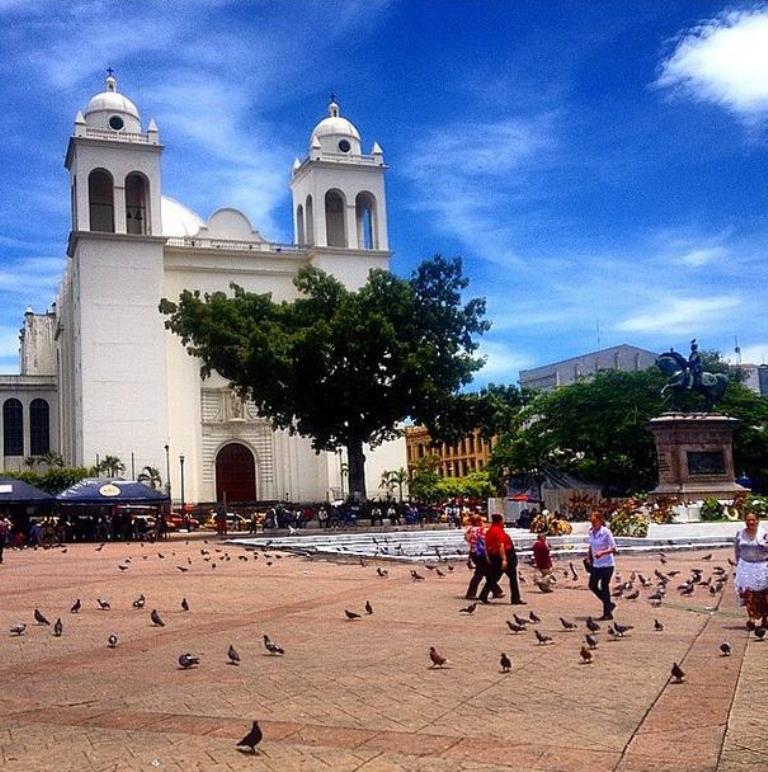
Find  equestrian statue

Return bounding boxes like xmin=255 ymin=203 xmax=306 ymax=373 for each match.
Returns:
xmin=655 ymin=339 xmax=728 ymax=411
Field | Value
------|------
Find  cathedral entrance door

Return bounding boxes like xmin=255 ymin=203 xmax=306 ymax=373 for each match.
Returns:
xmin=215 ymin=443 xmax=256 ymax=503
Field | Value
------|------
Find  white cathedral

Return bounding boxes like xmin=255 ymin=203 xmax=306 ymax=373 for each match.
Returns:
xmin=0 ymin=73 xmax=406 ymax=504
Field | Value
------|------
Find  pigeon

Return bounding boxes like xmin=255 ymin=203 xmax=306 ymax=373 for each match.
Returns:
xmin=727 ymin=557 xmax=737 ymax=567
xmin=181 ymin=598 xmax=189 ymax=612
xmin=671 ymin=662 xmax=685 ymax=682
xmin=436 ymin=568 xmax=445 ymax=577
xmin=10 ymin=623 xmax=26 ymax=636
xmin=263 ymin=635 xmax=284 ymax=655
xmin=364 ymin=600 xmax=374 ymax=615
xmin=70 ymin=598 xmax=81 ymax=614
xmin=429 ymin=646 xmax=447 ymax=668
xmin=507 ymin=620 xmax=526 ymax=634
xmin=513 ymin=613 xmax=529 ymax=627
xmin=754 ymin=627 xmax=766 ymax=641
xmin=228 ymin=644 xmax=241 ymax=665
xmin=34 ymin=609 xmax=51 ymax=626
xmin=411 ymin=570 xmax=425 ymax=581
xmin=720 ymin=642 xmax=732 ymax=657
xmin=150 ymin=609 xmax=165 ymax=627
xmin=660 ymin=555 xmax=667 ymax=565
xmin=53 ymin=618 xmax=63 ymax=637
xmin=424 ymin=564 xmax=436 ymax=571
xmin=157 ymin=552 xmax=165 ymax=559
xmin=702 ymin=553 xmax=712 ymax=561
xmin=680 ymin=584 xmax=695 ymax=596
xmin=560 ymin=617 xmax=577 ymax=631
xmin=569 ymin=562 xmax=579 ymax=581
xmin=132 ymin=594 xmax=146 ymax=609
xmin=529 ymin=611 xmax=541 ymax=623
xmin=447 ymin=565 xmax=454 ymax=572
xmin=585 ymin=634 xmax=598 ymax=649
xmin=614 ymin=622 xmax=634 ymax=636
xmin=376 ymin=567 xmax=388 ymax=577
xmin=344 ymin=609 xmax=361 ymax=621
xmin=654 ymin=619 xmax=665 ymax=632
xmin=580 ymin=645 xmax=593 ymax=664
xmin=460 ymin=603 xmax=477 ymax=615
xmin=500 ymin=652 xmax=512 ymax=673
xmin=178 ymin=653 xmax=200 ymax=669
xmin=586 ymin=616 xmax=601 ymax=633
xmin=97 ymin=598 xmax=111 ymax=610
xmin=176 ymin=566 xmax=188 ymax=573
xmin=625 ymin=590 xmax=640 ymax=601
xmin=107 ymin=634 xmax=118 ymax=648
xmin=535 ymin=629 xmax=553 ymax=645
xmin=236 ymin=721 xmax=263 ymax=754
xmin=95 ymin=542 xmax=105 ymax=551
xmin=118 ymin=564 xmax=129 ymax=571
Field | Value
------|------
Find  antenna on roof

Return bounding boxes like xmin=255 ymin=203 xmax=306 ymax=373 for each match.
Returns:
xmin=596 ymin=320 xmax=601 ymax=349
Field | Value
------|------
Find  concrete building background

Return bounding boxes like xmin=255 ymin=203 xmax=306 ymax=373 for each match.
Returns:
xmin=519 ymin=344 xmax=658 ymax=392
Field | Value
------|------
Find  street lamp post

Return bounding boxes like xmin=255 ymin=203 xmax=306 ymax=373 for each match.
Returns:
xmin=164 ymin=444 xmax=171 ymax=497
xmin=179 ymin=454 xmax=185 ymax=514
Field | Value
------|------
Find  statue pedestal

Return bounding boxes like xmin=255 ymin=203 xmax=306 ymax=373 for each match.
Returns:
xmin=647 ymin=412 xmax=747 ymax=502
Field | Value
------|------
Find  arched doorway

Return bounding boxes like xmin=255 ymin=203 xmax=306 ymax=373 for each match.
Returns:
xmin=216 ymin=443 xmax=256 ymax=503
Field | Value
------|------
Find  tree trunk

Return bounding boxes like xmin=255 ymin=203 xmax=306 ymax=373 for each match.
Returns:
xmin=346 ymin=437 xmax=367 ymax=501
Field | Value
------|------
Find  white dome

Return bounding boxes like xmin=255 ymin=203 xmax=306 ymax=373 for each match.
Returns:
xmin=83 ymin=74 xmax=142 ymax=133
xmin=311 ymin=115 xmax=361 ymax=142
xmin=309 ymin=99 xmax=362 ymax=155
xmin=161 ymin=196 xmax=204 ymax=238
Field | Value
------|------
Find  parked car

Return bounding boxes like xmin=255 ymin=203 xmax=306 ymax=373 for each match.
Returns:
xmin=166 ymin=513 xmax=200 ymax=530
xmin=202 ymin=512 xmax=250 ymax=531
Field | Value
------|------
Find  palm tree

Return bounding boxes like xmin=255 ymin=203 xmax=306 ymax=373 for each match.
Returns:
xmin=98 ymin=455 xmax=125 ymax=478
xmin=138 ymin=465 xmax=162 ymax=489
xmin=23 ymin=456 xmax=39 ymax=469
xmin=380 ymin=468 xmax=409 ymax=502
xmin=41 ymin=451 xmax=64 ymax=468
xmin=388 ymin=467 xmax=409 ymax=503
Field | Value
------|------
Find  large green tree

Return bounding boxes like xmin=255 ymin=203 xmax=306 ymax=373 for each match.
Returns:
xmin=160 ymin=256 xmax=489 ymax=499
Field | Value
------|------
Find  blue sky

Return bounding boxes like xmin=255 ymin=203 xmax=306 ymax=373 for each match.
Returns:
xmin=1 ymin=0 xmax=768 ymax=385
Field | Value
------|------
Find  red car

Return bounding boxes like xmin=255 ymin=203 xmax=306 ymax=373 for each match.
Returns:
xmin=166 ymin=513 xmax=200 ymax=530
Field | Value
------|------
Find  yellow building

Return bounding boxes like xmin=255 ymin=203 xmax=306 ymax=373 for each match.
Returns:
xmin=405 ymin=425 xmax=496 ymax=478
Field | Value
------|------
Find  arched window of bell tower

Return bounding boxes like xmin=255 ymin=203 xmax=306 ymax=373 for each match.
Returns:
xmin=325 ymin=189 xmax=347 ymax=248
xmin=305 ymin=195 xmax=315 ymax=245
xmin=125 ymin=172 xmax=149 ymax=235
xmin=355 ymin=192 xmax=377 ymax=250
xmin=296 ymin=204 xmax=305 ymax=245
xmin=88 ymin=169 xmax=115 ymax=233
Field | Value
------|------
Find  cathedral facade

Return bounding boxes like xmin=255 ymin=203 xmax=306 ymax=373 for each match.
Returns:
xmin=0 ymin=74 xmax=404 ymax=504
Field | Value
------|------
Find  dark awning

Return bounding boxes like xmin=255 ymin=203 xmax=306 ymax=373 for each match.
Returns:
xmin=57 ymin=479 xmax=169 ymax=504
xmin=0 ymin=477 xmax=56 ymax=503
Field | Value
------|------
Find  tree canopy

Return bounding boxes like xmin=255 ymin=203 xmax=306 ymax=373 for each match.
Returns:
xmin=160 ymin=255 xmax=489 ymax=498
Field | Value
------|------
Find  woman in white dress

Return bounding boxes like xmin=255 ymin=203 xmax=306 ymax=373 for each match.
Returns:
xmin=734 ymin=511 xmax=768 ymax=629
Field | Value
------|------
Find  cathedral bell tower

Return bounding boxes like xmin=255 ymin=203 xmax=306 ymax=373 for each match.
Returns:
xmin=60 ymin=71 xmax=168 ymax=470
xmin=290 ymin=97 xmax=390 ymax=288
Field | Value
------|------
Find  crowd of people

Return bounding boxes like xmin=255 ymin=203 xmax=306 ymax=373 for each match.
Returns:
xmin=464 ymin=510 xmax=618 ymax=619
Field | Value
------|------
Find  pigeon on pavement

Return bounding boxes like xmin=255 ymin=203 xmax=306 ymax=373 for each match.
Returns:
xmin=34 ymin=609 xmax=50 ymax=626
xmin=10 ymin=623 xmax=26 ymax=636
xmin=228 ymin=644 xmax=241 ymax=665
xmin=671 ymin=662 xmax=685 ymax=682
xmin=150 ymin=609 xmax=165 ymax=627
xmin=344 ymin=609 xmax=361 ymax=620
xmin=70 ymin=599 xmax=81 ymax=614
xmin=108 ymin=634 xmax=118 ymax=648
xmin=53 ymin=618 xmax=63 ymax=637
xmin=178 ymin=653 xmax=200 ymax=669
xmin=500 ymin=653 xmax=512 ymax=673
xmin=236 ymin=721 xmax=263 ymax=754
xmin=429 ymin=646 xmax=447 ymax=668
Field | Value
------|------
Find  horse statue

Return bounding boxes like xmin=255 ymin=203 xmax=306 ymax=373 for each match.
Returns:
xmin=656 ymin=349 xmax=728 ymax=411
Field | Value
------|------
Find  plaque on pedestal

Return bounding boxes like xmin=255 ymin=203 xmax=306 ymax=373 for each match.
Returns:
xmin=648 ymin=412 xmax=747 ymax=502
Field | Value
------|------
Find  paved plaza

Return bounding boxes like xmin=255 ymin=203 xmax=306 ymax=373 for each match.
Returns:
xmin=0 ymin=537 xmax=766 ymax=771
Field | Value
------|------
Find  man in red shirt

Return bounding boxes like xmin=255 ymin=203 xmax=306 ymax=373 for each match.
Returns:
xmin=478 ymin=513 xmax=526 ymax=605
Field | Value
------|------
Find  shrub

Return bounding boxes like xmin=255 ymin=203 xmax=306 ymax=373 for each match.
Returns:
xmin=649 ymin=495 xmax=676 ymax=525
xmin=700 ymin=497 xmax=726 ymax=521
xmin=606 ymin=498 xmax=649 ymax=537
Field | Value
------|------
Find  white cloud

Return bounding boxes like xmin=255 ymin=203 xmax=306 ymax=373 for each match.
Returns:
xmin=0 ymin=256 xmax=64 ymax=297
xmin=677 ymin=245 xmax=729 ymax=267
xmin=616 ymin=294 xmax=741 ymax=334
xmin=403 ymin=114 xmax=560 ymax=266
xmin=474 ymin=339 xmax=534 ymax=383
xmin=657 ymin=8 xmax=768 ymax=120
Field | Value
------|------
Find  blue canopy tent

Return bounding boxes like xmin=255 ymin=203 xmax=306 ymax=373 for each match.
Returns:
xmin=0 ymin=477 xmax=56 ymax=505
xmin=56 ymin=479 xmax=170 ymax=541
xmin=57 ymin=479 xmax=169 ymax=505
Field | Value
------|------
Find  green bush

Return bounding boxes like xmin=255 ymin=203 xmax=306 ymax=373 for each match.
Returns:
xmin=3 ymin=467 xmax=91 ymax=494
xmin=700 ymin=497 xmax=726 ymax=521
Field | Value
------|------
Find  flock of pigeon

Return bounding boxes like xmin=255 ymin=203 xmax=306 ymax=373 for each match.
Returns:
xmin=6 ymin=538 xmax=754 ymax=756
xmin=423 ymin=549 xmax=753 ymax=688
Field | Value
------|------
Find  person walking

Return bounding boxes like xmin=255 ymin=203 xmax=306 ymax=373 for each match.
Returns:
xmin=0 ymin=514 xmax=11 ymax=563
xmin=586 ymin=511 xmax=616 ymax=620
xmin=532 ymin=532 xmax=555 ymax=591
xmin=464 ymin=515 xmax=488 ymax=599
xmin=734 ymin=510 xmax=768 ymax=629
xmin=478 ymin=513 xmax=525 ymax=605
